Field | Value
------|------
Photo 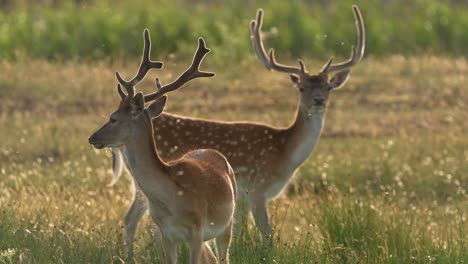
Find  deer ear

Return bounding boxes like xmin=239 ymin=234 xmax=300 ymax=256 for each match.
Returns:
xmin=290 ymin=74 xmax=300 ymax=84
xmin=130 ymin=92 xmax=145 ymax=116
xmin=146 ymin=96 xmax=167 ymax=119
xmin=329 ymin=69 xmax=351 ymax=90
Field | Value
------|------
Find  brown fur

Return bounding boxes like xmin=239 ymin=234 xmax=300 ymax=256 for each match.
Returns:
xmin=90 ymin=94 xmax=236 ymax=264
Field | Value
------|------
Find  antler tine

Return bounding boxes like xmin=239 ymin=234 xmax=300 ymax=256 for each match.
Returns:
xmin=268 ymin=49 xmax=307 ymax=74
xmin=155 ymin=78 xmax=162 ymax=90
xmin=250 ymin=9 xmax=306 ymax=75
xmin=116 ymin=29 xmax=163 ymax=98
xmin=250 ymin=9 xmax=273 ymax=70
xmin=298 ymin=59 xmax=306 ymax=73
xmin=116 ymin=84 xmax=126 ymax=99
xmin=144 ymin=37 xmax=215 ymax=102
xmin=320 ymin=57 xmax=334 ymax=73
xmin=324 ymin=5 xmax=365 ymax=73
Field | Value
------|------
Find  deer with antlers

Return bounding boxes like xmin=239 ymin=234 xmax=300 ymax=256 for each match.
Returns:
xmin=89 ymin=30 xmax=236 ymax=264
xmin=112 ymin=4 xmax=365 ymax=255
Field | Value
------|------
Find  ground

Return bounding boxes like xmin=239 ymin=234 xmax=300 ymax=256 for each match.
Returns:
xmin=0 ymin=55 xmax=466 ymax=263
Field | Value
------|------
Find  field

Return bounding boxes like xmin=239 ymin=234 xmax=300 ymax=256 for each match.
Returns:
xmin=0 ymin=55 xmax=466 ymax=263
xmin=1 ymin=0 xmax=467 ymax=263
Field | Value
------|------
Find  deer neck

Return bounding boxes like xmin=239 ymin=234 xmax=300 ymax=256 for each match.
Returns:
xmin=283 ymin=104 xmax=326 ymax=170
xmin=122 ymin=114 xmax=174 ymax=203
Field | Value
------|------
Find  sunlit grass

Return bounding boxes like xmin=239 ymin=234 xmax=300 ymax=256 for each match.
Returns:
xmin=0 ymin=55 xmax=467 ymax=263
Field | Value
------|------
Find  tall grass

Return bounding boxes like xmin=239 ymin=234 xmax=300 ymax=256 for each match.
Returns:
xmin=1 ymin=0 xmax=467 ymax=63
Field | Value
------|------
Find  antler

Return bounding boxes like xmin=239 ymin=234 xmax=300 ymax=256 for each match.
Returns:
xmin=144 ymin=37 xmax=215 ymax=102
xmin=250 ymin=9 xmax=306 ymax=75
xmin=116 ymin=29 xmax=163 ymax=99
xmin=322 ymin=5 xmax=365 ymax=73
xmin=250 ymin=6 xmax=365 ymax=76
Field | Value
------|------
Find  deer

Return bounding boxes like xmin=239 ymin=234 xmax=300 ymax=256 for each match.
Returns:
xmin=89 ymin=29 xmax=237 ymax=264
xmin=112 ymin=4 xmax=365 ymax=256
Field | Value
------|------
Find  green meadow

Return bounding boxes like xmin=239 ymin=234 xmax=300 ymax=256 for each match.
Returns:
xmin=0 ymin=0 xmax=467 ymax=263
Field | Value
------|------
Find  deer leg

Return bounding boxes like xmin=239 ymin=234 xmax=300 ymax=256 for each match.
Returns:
xmin=250 ymin=195 xmax=272 ymax=241
xmin=233 ymin=189 xmax=249 ymax=234
xmin=161 ymin=235 xmax=178 ymax=264
xmin=215 ymin=221 xmax=233 ymax=264
xmin=190 ymin=228 xmax=204 ymax=264
xmin=124 ymin=186 xmax=148 ymax=260
xmin=201 ymin=242 xmax=217 ymax=264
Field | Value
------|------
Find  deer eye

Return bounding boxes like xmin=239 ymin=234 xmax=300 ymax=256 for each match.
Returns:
xmin=110 ymin=117 xmax=118 ymax=124
xmin=299 ymin=87 xmax=304 ymax=92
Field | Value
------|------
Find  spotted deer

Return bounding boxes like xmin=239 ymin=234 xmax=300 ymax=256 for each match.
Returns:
xmin=113 ymin=4 xmax=365 ymax=255
xmin=89 ymin=30 xmax=236 ymax=264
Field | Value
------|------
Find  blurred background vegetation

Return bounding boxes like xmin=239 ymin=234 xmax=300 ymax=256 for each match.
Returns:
xmin=0 ymin=0 xmax=467 ymax=64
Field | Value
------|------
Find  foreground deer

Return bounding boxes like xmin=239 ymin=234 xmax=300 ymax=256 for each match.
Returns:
xmin=113 ymin=5 xmax=365 ymax=254
xmin=89 ymin=30 xmax=236 ymax=264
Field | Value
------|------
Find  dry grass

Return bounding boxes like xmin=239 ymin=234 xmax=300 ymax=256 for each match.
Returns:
xmin=0 ymin=55 xmax=466 ymax=263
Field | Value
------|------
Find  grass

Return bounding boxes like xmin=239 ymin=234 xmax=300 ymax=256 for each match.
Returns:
xmin=1 ymin=0 xmax=468 ymax=63
xmin=0 ymin=54 xmax=467 ymax=263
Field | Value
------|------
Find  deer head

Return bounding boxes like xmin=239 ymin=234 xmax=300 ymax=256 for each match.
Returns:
xmin=89 ymin=30 xmax=214 ymax=149
xmin=250 ymin=5 xmax=365 ymax=114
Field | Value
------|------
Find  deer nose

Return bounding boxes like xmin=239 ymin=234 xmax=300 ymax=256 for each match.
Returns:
xmin=88 ymin=133 xmax=98 ymax=144
xmin=314 ymin=98 xmax=325 ymax=105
